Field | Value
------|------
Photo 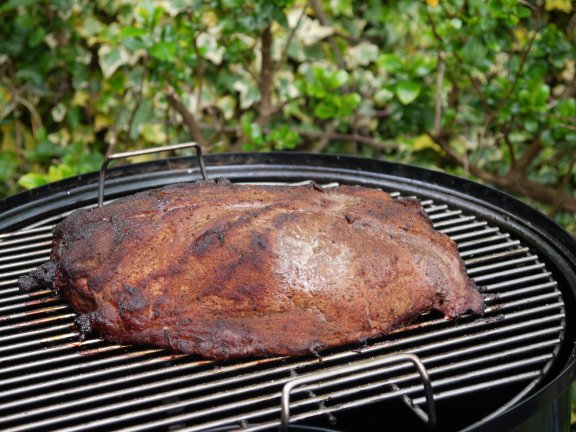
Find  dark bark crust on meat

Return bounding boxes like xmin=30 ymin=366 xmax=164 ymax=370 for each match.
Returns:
xmin=19 ymin=180 xmax=485 ymax=359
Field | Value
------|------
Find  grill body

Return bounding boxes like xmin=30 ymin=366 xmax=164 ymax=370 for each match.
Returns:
xmin=0 ymin=152 xmax=575 ymax=432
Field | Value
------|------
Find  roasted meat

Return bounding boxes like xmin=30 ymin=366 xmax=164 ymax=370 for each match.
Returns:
xmin=19 ymin=179 xmax=484 ymax=359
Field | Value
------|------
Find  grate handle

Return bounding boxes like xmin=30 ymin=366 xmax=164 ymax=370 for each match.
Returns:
xmin=280 ymin=353 xmax=436 ymax=431
xmin=97 ymin=142 xmax=207 ymax=207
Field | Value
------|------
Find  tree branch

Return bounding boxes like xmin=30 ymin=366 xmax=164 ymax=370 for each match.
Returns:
xmin=198 ymin=122 xmax=397 ymax=153
xmin=434 ymin=53 xmax=446 ymax=137
xmin=514 ymin=135 xmax=541 ymax=174
xmin=127 ymin=68 xmax=147 ymax=139
xmin=483 ymin=28 xmax=538 ymax=130
xmin=550 ymin=153 xmax=576 ymax=216
xmin=424 ymin=8 xmax=490 ymax=112
xmin=309 ymin=121 xmax=338 ymax=153
xmin=428 ymin=134 xmax=576 ymax=213
xmin=308 ymin=0 xmax=347 ymax=70
xmin=13 ymin=95 xmax=43 ymax=136
xmin=192 ymin=34 xmax=205 ymax=116
xmin=293 ymin=127 xmax=397 ymax=152
xmin=274 ymin=7 xmax=307 ymax=74
xmin=256 ymin=25 xmax=274 ymax=127
xmin=165 ymin=85 xmax=209 ymax=149
xmin=502 ymin=132 xmax=517 ymax=167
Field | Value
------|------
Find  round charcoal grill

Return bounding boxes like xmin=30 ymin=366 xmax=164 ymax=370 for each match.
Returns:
xmin=0 ymin=152 xmax=574 ymax=432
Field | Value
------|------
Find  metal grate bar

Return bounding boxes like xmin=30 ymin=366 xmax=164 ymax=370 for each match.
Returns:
xmin=0 ymin=241 xmax=52 ymax=256
xmin=0 ymin=296 xmax=563 ymax=399
xmin=485 ymin=273 xmax=553 ymax=291
xmin=0 ymin=185 xmax=567 ymax=432
xmin=0 ymin=338 xmax=103 ymax=366
xmin=0 ymin=313 xmax=75 ymax=333
xmin=433 ymin=215 xmax=477 ymax=228
xmin=439 ymin=221 xmax=488 ymax=234
xmin=0 ymin=340 xmax=119 ymax=374
xmin=0 ymin=295 xmax=62 ymax=314
xmin=0 ymin=267 xmax=39 ymax=280
xmin=465 ymin=248 xmax=531 ymax=266
xmin=120 ymin=365 xmax=545 ymax=432
xmin=288 ymin=356 xmax=551 ymax=415
xmin=495 ymin=282 xmax=559 ymax=300
xmin=0 ymin=233 xmax=54 ymax=247
xmin=449 ymin=227 xmax=500 ymax=241
xmin=467 ymin=255 xmax=539 ymax=275
xmin=427 ymin=210 xmax=462 ymax=221
xmin=0 ymin=226 xmax=53 ymax=240
xmin=412 ymin=371 xmax=542 ymax=406
xmin=0 ymin=314 xmax=563 ymax=428
xmin=0 ymin=324 xmax=74 ymax=344
xmin=487 ymin=293 xmax=561 ymax=314
xmin=0 ymin=304 xmax=72 ymax=323
xmin=0 ymin=331 xmax=78 ymax=354
xmin=459 ymin=240 xmax=522 ymax=258
xmin=235 ymin=371 xmax=544 ymax=432
xmin=0 ymin=257 xmax=50 ymax=272
xmin=422 ymin=204 xmax=447 ymax=212
xmin=0 ymin=289 xmax=52 ymax=305
xmin=472 ymin=263 xmax=547 ymax=283
xmin=457 ymin=233 xmax=510 ymax=249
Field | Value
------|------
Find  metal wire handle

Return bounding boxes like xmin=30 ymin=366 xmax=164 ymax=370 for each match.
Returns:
xmin=97 ymin=142 xmax=207 ymax=207
xmin=280 ymin=353 xmax=436 ymax=431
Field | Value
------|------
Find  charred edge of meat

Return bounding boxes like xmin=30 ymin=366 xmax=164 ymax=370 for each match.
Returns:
xmin=311 ymin=182 xmax=325 ymax=192
xmin=74 ymin=313 xmax=94 ymax=339
xmin=18 ymin=261 xmax=56 ymax=293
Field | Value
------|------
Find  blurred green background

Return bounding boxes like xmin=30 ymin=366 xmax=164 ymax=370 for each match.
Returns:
xmin=1 ymin=0 xmax=575 ymax=421
xmin=1 ymin=0 xmax=575 ymax=235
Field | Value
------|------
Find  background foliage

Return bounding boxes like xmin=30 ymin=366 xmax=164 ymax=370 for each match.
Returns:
xmin=0 ymin=0 xmax=575 ymax=235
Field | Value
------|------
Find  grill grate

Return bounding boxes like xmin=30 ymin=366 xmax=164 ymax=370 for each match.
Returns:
xmin=0 ymin=183 xmax=566 ymax=432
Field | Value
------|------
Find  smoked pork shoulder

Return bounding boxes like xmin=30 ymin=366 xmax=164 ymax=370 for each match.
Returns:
xmin=19 ymin=179 xmax=484 ymax=359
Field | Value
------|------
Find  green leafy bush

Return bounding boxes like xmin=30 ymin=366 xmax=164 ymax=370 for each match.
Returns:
xmin=0 ymin=0 xmax=574 ymax=234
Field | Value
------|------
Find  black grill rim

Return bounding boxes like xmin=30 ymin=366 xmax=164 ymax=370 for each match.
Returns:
xmin=0 ymin=151 xmax=575 ymax=432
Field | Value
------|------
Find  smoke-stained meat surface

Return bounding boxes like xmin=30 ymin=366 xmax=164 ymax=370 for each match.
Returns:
xmin=19 ymin=179 xmax=484 ymax=359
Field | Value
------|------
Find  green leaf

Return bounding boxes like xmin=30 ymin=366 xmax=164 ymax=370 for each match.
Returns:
xmin=377 ymin=54 xmax=402 ymax=73
xmin=411 ymin=56 xmax=437 ymax=77
xmin=266 ymin=125 xmax=299 ymax=150
xmin=395 ymin=81 xmax=421 ymax=105
xmin=129 ymin=100 xmax=151 ymax=139
xmin=524 ymin=119 xmax=539 ymax=134
xmin=18 ymin=173 xmax=49 ymax=190
xmin=343 ymin=93 xmax=361 ymax=109
xmin=515 ymin=5 xmax=532 ymax=18
xmin=140 ymin=123 xmax=167 ymax=144
xmin=330 ymin=70 xmax=349 ymax=89
xmin=545 ymin=0 xmax=573 ymax=13
xmin=524 ymin=83 xmax=550 ymax=110
xmin=241 ymin=117 xmax=265 ymax=150
xmin=149 ymin=41 xmax=177 ymax=62
xmin=314 ymin=101 xmax=338 ymax=119
xmin=346 ymin=42 xmax=379 ymax=68
xmin=119 ymin=26 xmax=148 ymax=39
xmin=553 ymin=99 xmax=575 ymax=119
xmin=0 ymin=0 xmax=42 ymax=12
xmin=234 ymin=79 xmax=260 ymax=109
xmin=47 ymin=164 xmax=75 ymax=183
xmin=461 ymin=38 xmax=488 ymax=67
xmin=373 ymin=87 xmax=394 ymax=105
xmin=272 ymin=8 xmax=289 ymax=27
xmin=28 ymin=27 xmax=46 ymax=47
xmin=98 ymin=44 xmax=130 ymax=78
xmin=0 ymin=151 xmax=17 ymax=182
